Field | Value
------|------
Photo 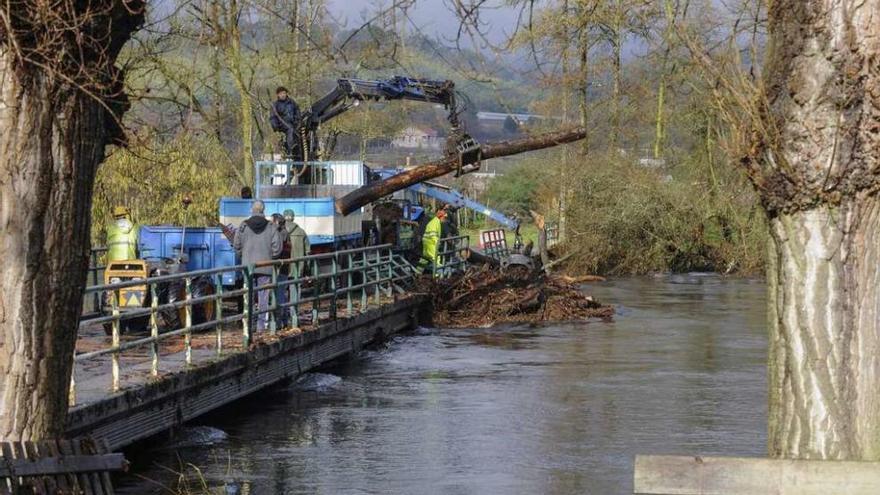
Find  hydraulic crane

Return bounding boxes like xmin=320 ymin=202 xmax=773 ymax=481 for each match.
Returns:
xmin=292 ymin=76 xmax=479 ymax=165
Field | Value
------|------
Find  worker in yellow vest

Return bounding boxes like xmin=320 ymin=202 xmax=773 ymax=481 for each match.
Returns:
xmin=107 ymin=206 xmax=139 ymax=261
xmin=419 ymin=208 xmax=447 ymax=275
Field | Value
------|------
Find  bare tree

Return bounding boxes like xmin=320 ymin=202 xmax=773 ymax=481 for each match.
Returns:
xmin=0 ymin=0 xmax=144 ymax=440
xmin=759 ymin=0 xmax=880 ymax=460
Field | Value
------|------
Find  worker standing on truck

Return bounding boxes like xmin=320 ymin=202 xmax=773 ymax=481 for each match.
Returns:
xmin=419 ymin=209 xmax=447 ymax=275
xmin=269 ymin=86 xmax=301 ymax=158
xmin=233 ymin=200 xmax=282 ymax=331
xmin=107 ymin=206 xmax=139 ymax=262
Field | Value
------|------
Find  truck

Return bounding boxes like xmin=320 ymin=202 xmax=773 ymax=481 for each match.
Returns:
xmin=99 ymin=76 xmax=519 ymax=332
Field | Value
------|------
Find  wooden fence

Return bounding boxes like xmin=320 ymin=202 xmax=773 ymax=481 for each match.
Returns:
xmin=0 ymin=438 xmax=126 ymax=495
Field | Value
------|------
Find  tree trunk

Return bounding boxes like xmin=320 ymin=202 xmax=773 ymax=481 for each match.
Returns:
xmin=336 ymin=127 xmax=587 ymax=215
xmin=767 ymin=201 xmax=880 ymax=459
xmin=610 ymin=0 xmax=622 ymax=150
xmin=0 ymin=0 xmax=144 ymax=440
xmin=578 ymin=26 xmax=590 ymax=155
xmin=758 ymin=0 xmax=880 ymax=460
xmin=227 ymin=0 xmax=254 ymax=185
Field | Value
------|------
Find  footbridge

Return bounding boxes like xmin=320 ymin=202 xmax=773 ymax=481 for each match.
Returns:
xmin=69 ymin=239 xmax=468 ymax=450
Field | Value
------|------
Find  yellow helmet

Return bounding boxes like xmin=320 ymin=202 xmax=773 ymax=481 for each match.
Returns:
xmin=112 ymin=205 xmax=131 ymax=218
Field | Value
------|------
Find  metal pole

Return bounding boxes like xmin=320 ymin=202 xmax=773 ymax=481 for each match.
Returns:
xmin=185 ymin=277 xmax=192 ymax=366
xmin=311 ymin=258 xmax=318 ymax=324
xmin=215 ymin=274 xmax=224 ymax=356
xmin=346 ymin=252 xmax=353 ymax=316
xmin=290 ymin=261 xmax=299 ymax=328
xmin=150 ymin=283 xmax=159 ymax=377
xmin=243 ymin=266 xmax=252 ymax=348
xmin=69 ymin=354 xmax=76 ymax=407
xmin=111 ymin=290 xmax=120 ymax=392
xmin=269 ymin=265 xmax=278 ymax=335
xmin=360 ymin=251 xmax=367 ymax=312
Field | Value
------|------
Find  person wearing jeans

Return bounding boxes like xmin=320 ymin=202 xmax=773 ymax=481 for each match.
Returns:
xmin=233 ymin=200 xmax=282 ymax=331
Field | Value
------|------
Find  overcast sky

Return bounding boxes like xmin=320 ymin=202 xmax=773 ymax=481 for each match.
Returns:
xmin=324 ymin=0 xmax=522 ymax=45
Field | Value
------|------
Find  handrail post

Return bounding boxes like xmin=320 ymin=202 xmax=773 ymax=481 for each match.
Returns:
xmin=69 ymin=353 xmax=76 ymax=407
xmin=111 ymin=289 xmax=120 ymax=392
xmin=215 ymin=274 xmax=224 ymax=356
xmin=330 ymin=254 xmax=338 ymax=320
xmin=386 ymin=247 xmax=394 ymax=298
xmin=311 ymin=258 xmax=318 ymax=325
xmin=290 ymin=260 xmax=299 ymax=329
xmin=90 ymin=249 xmax=100 ymax=313
xmin=360 ymin=251 xmax=367 ymax=312
xmin=242 ymin=265 xmax=252 ymax=348
xmin=184 ymin=277 xmax=193 ymax=366
xmin=373 ymin=249 xmax=380 ymax=305
xmin=346 ymin=252 xmax=353 ymax=316
xmin=150 ymin=283 xmax=159 ymax=377
xmin=269 ymin=264 xmax=278 ymax=335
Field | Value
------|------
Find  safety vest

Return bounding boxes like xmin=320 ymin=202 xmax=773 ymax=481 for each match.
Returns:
xmin=421 ymin=217 xmax=442 ymax=269
xmin=107 ymin=219 xmax=138 ymax=261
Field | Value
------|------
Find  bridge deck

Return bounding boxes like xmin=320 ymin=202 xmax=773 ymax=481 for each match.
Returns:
xmin=67 ymin=296 xmax=426 ymax=450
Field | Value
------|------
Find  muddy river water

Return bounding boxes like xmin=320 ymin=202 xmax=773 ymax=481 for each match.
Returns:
xmin=118 ymin=275 xmax=768 ymax=494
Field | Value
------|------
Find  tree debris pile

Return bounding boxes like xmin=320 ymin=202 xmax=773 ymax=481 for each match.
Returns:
xmin=419 ymin=265 xmax=613 ymax=328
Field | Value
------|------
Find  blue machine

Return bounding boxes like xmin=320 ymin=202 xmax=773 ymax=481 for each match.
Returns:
xmin=373 ymin=168 xmax=519 ymax=231
xmin=138 ymin=226 xmax=238 ymax=285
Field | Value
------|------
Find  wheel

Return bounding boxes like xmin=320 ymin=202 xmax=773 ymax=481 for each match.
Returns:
xmin=159 ymin=276 xmax=216 ymax=331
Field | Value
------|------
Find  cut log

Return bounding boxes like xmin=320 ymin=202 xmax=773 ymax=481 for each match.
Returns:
xmin=336 ymin=127 xmax=588 ymax=215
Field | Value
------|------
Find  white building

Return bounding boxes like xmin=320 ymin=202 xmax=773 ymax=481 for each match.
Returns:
xmin=391 ymin=126 xmax=445 ymax=150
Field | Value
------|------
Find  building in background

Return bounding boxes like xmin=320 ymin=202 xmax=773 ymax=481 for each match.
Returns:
xmin=392 ymin=126 xmax=445 ymax=150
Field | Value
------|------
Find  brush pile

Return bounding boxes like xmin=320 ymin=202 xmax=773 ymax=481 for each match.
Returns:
xmin=419 ymin=264 xmax=613 ymax=328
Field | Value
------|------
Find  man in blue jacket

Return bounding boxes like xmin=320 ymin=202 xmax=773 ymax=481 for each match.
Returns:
xmin=269 ymin=86 xmax=301 ymax=158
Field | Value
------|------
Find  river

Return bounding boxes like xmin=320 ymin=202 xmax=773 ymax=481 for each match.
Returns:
xmin=117 ymin=275 xmax=767 ymax=494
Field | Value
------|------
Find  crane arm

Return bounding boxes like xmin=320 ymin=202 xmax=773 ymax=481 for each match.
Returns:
xmin=408 ymin=182 xmax=519 ymax=231
xmin=303 ymin=76 xmax=460 ymax=131
xmin=372 ymin=169 xmax=518 ymax=231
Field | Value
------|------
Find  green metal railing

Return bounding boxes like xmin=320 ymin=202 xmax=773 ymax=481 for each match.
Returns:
xmin=71 ymin=244 xmax=416 ymax=402
xmin=432 ymin=235 xmax=469 ymax=278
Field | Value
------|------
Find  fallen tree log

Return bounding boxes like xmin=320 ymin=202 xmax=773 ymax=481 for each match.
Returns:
xmin=336 ymin=127 xmax=588 ymax=215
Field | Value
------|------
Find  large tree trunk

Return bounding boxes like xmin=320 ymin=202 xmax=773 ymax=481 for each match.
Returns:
xmin=759 ymin=0 xmax=880 ymax=460
xmin=336 ymin=127 xmax=587 ymax=215
xmin=767 ymin=202 xmax=880 ymax=459
xmin=0 ymin=0 xmax=144 ymax=441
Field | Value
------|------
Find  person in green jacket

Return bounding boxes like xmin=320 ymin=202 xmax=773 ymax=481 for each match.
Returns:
xmin=275 ymin=209 xmax=310 ymax=327
xmin=420 ymin=208 xmax=447 ymax=275
xmin=107 ymin=205 xmax=139 ymax=261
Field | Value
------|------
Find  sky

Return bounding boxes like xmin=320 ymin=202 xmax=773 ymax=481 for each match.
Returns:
xmin=324 ymin=0 xmax=523 ymax=46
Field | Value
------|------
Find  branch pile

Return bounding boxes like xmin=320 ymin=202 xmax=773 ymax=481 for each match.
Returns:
xmin=419 ymin=265 xmax=613 ymax=328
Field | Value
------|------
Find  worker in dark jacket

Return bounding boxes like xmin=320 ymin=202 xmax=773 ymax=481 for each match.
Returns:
xmin=269 ymin=86 xmax=301 ymax=158
xmin=233 ymin=200 xmax=282 ymax=331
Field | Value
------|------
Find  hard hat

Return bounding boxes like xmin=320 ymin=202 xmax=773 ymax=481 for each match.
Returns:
xmin=112 ymin=206 xmax=130 ymax=218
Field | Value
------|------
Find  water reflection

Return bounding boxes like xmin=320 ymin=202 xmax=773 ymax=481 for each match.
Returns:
xmin=118 ymin=275 xmax=767 ymax=495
